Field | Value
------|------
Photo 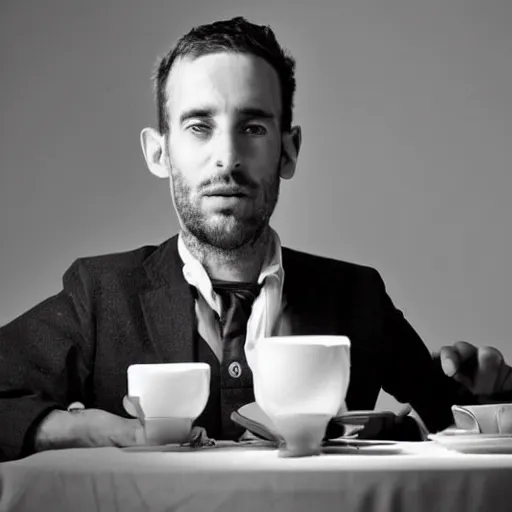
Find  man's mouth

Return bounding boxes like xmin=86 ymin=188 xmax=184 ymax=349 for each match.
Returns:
xmin=203 ymin=187 xmax=250 ymax=198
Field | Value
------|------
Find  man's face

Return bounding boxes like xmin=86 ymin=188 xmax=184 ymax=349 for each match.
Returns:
xmin=164 ymin=52 xmax=284 ymax=250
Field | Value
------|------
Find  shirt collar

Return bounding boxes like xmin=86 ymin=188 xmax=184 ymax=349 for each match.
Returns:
xmin=178 ymin=229 xmax=284 ymax=310
xmin=257 ymin=229 xmax=284 ymax=285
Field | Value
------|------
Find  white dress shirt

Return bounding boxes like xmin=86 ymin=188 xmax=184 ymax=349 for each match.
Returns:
xmin=178 ymin=229 xmax=285 ymax=364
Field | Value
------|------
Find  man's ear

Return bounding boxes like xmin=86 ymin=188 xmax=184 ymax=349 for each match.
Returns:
xmin=279 ymin=125 xmax=302 ymax=180
xmin=140 ymin=127 xmax=169 ymax=178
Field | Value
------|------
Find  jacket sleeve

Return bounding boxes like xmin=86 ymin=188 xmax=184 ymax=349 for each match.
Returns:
xmin=372 ymin=269 xmax=474 ymax=433
xmin=0 ymin=259 xmax=95 ymax=461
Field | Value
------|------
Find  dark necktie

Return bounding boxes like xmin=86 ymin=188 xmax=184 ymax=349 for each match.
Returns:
xmin=211 ymin=280 xmax=261 ymax=362
xmin=211 ymin=280 xmax=261 ymax=439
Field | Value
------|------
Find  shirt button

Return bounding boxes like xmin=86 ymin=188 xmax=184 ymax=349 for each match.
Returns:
xmin=228 ymin=361 xmax=242 ymax=378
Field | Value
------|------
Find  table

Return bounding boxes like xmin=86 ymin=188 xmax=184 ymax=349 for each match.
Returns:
xmin=1 ymin=441 xmax=512 ymax=512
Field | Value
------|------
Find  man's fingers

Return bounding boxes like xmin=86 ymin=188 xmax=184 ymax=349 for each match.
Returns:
xmin=440 ymin=341 xmax=478 ymax=379
xmin=498 ymin=364 xmax=512 ymax=392
xmin=441 ymin=342 xmax=506 ymax=395
xmin=439 ymin=346 xmax=462 ymax=378
xmin=188 ymin=426 xmax=215 ymax=447
xmin=189 ymin=426 xmax=202 ymax=444
xmin=439 ymin=344 xmax=474 ymax=390
xmin=475 ymin=346 xmax=503 ymax=394
xmin=453 ymin=340 xmax=478 ymax=362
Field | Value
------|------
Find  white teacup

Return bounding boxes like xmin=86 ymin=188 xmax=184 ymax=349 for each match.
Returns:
xmin=251 ymin=335 xmax=351 ymax=457
xmin=125 ymin=362 xmax=210 ymax=445
xmin=452 ymin=404 xmax=512 ymax=434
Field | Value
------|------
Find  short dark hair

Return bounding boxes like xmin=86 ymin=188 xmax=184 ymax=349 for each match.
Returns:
xmin=154 ymin=16 xmax=296 ymax=134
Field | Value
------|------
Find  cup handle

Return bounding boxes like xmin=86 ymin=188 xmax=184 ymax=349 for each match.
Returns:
xmin=451 ymin=405 xmax=480 ymax=433
xmin=123 ymin=395 xmax=145 ymax=423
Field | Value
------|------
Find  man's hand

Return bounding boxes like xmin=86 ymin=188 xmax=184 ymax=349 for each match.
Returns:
xmin=439 ymin=340 xmax=512 ymax=396
xmin=34 ymin=408 xmax=145 ymax=452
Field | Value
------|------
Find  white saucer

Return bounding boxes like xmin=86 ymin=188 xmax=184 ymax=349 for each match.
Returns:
xmin=429 ymin=433 xmax=512 ymax=454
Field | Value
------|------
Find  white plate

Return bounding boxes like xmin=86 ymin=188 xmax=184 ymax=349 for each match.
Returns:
xmin=429 ymin=433 xmax=512 ymax=454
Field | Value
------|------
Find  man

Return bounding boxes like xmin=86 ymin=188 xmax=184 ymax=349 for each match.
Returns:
xmin=0 ymin=17 xmax=510 ymax=462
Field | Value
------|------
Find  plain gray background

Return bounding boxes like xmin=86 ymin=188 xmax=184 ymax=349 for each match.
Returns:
xmin=1 ymin=0 xmax=511 ymax=409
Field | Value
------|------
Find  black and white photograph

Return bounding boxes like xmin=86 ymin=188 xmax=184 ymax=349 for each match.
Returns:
xmin=1 ymin=1 xmax=512 ymax=510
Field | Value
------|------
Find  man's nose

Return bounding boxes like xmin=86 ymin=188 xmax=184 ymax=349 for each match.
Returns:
xmin=214 ymin=132 xmax=242 ymax=171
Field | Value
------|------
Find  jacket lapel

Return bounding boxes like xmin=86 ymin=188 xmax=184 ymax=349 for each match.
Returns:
xmin=139 ymin=235 xmax=196 ymax=363
xmin=138 ymin=240 xmax=341 ymax=361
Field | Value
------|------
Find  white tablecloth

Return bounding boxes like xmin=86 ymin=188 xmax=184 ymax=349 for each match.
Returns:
xmin=1 ymin=441 xmax=512 ymax=512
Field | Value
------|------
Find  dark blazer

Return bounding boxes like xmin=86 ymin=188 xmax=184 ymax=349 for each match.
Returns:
xmin=0 ymin=235 xmax=464 ymax=461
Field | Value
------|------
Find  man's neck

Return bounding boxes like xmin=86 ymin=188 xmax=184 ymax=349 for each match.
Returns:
xmin=181 ymin=228 xmax=272 ymax=283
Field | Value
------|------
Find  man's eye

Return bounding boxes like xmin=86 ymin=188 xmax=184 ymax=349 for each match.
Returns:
xmin=189 ymin=124 xmax=211 ymax=135
xmin=243 ymin=125 xmax=267 ymax=135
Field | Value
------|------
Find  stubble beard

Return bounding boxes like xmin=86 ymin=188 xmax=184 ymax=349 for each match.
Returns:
xmin=171 ymin=167 xmax=281 ymax=253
